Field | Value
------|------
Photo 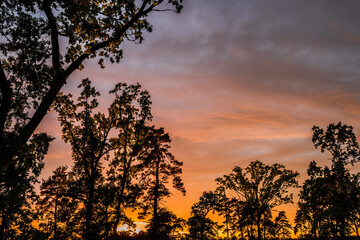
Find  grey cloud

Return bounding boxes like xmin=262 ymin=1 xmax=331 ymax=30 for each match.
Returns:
xmin=115 ymin=0 xmax=360 ymax=96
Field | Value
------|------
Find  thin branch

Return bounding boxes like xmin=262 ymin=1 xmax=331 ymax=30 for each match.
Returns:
xmin=63 ymin=117 xmax=84 ymax=159
xmin=43 ymin=0 xmax=61 ymax=73
xmin=153 ymin=9 xmax=178 ymax=13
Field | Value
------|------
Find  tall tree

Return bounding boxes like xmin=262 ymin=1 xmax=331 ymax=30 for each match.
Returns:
xmin=55 ymin=80 xmax=152 ymax=240
xmin=106 ymin=83 xmax=152 ymax=236
xmin=297 ymin=122 xmax=360 ymax=239
xmin=350 ymin=172 xmax=360 ymax=240
xmin=0 ymin=1 xmax=182 ymax=237
xmin=296 ymin=161 xmax=332 ymax=239
xmin=137 ymin=127 xmax=185 ymax=240
xmin=188 ymin=191 xmax=225 ymax=240
xmin=216 ymin=160 xmax=299 ymax=240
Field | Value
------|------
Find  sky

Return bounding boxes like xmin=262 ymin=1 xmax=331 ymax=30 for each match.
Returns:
xmin=37 ymin=0 xmax=360 ymax=224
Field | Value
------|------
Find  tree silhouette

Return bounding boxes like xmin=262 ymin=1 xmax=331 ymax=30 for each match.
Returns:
xmin=188 ymin=214 xmax=220 ymax=240
xmin=137 ymin=127 xmax=185 ymax=240
xmin=297 ymin=122 xmax=360 ymax=239
xmin=145 ymin=208 xmax=186 ymax=240
xmin=38 ymin=166 xmax=80 ymax=240
xmin=216 ymin=160 xmax=299 ymax=240
xmin=0 ymin=132 xmax=53 ymax=239
xmin=349 ymin=173 xmax=360 ymax=240
xmin=188 ymin=191 xmax=225 ymax=240
xmin=273 ymin=211 xmax=292 ymax=240
xmin=105 ymin=83 xmax=152 ymax=237
xmin=55 ymin=79 xmax=109 ymax=240
xmin=0 ymin=1 xmax=182 ymax=237
xmin=296 ymin=161 xmax=332 ymax=239
xmin=55 ymin=80 xmax=153 ymax=239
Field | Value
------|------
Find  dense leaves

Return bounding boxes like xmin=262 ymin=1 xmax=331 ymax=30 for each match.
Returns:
xmin=216 ymin=160 xmax=299 ymax=240
xmin=0 ymin=1 xmax=182 ymax=238
xmin=37 ymin=81 xmax=186 ymax=240
xmin=296 ymin=122 xmax=360 ymax=240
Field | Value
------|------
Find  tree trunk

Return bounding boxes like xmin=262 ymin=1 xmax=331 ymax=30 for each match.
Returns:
xmin=339 ymin=218 xmax=346 ymax=240
xmin=225 ymin=212 xmax=230 ymax=239
xmin=257 ymin=213 xmax=262 ymax=240
xmin=250 ymin=223 xmax=254 ymax=239
xmin=54 ymin=197 xmax=58 ymax=240
xmin=85 ymin=179 xmax=95 ymax=240
xmin=112 ymin=163 xmax=129 ymax=236
xmin=152 ymin=157 xmax=160 ymax=240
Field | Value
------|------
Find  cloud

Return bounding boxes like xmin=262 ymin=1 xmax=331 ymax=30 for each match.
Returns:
xmin=37 ymin=0 xmax=360 ymax=221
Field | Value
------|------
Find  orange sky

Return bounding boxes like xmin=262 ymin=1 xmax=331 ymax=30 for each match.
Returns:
xmin=36 ymin=0 xmax=360 ymax=225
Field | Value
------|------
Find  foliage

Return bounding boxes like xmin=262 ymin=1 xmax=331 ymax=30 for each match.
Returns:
xmin=296 ymin=122 xmax=360 ymax=239
xmin=137 ymin=126 xmax=185 ymax=240
xmin=38 ymin=166 xmax=80 ymax=240
xmin=53 ymin=80 xmax=154 ymax=239
xmin=216 ymin=160 xmax=299 ymax=240
xmin=145 ymin=208 xmax=186 ymax=240
xmin=0 ymin=1 xmax=183 ymax=238
xmin=273 ymin=211 xmax=292 ymax=240
xmin=188 ymin=214 xmax=221 ymax=240
xmin=0 ymin=132 xmax=53 ymax=239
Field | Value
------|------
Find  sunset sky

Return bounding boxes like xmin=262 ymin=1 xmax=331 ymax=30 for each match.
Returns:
xmin=37 ymin=0 xmax=360 ymax=224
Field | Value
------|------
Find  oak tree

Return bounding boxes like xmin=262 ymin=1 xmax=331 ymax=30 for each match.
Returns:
xmin=216 ymin=160 xmax=299 ymax=240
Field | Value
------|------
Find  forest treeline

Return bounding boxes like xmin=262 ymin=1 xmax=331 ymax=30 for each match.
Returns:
xmin=186 ymin=122 xmax=360 ymax=240
xmin=1 ymin=1 xmax=360 ymax=240
xmin=36 ymin=79 xmax=186 ymax=240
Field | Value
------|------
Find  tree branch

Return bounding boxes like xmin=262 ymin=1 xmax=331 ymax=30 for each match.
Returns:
xmin=43 ymin=0 xmax=61 ymax=74
xmin=19 ymin=0 xmax=155 ymax=145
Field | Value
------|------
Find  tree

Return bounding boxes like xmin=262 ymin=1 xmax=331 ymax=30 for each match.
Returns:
xmin=216 ymin=160 xmax=299 ymax=240
xmin=137 ymin=127 xmax=185 ymax=240
xmin=273 ymin=211 xmax=292 ymax=240
xmin=0 ymin=1 xmax=182 ymax=237
xmin=296 ymin=161 xmax=332 ymax=239
xmin=294 ymin=208 xmax=312 ymax=239
xmin=146 ymin=208 xmax=186 ymax=240
xmin=349 ymin=173 xmax=360 ymax=240
xmin=55 ymin=79 xmax=153 ymax=240
xmin=297 ymin=122 xmax=360 ymax=239
xmin=187 ymin=191 xmax=225 ymax=240
xmin=106 ymin=83 xmax=152 ymax=237
xmin=188 ymin=214 xmax=220 ymax=240
xmin=0 ymin=132 xmax=53 ymax=239
xmin=38 ymin=166 xmax=80 ymax=240
xmin=208 ymin=187 xmax=233 ymax=239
